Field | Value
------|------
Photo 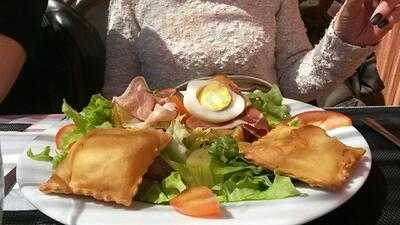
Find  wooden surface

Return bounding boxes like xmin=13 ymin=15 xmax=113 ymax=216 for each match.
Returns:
xmin=376 ymin=23 xmax=400 ymax=106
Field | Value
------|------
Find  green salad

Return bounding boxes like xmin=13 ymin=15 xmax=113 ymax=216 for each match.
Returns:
xmin=28 ymin=85 xmax=301 ymax=204
xmin=138 ymin=118 xmax=300 ymax=203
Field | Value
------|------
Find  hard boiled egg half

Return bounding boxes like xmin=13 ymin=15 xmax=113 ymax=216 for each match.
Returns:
xmin=182 ymin=80 xmax=245 ymax=123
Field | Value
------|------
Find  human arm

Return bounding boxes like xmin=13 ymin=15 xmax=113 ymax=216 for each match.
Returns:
xmin=0 ymin=0 xmax=46 ymax=103
xmin=275 ymin=0 xmax=374 ymax=102
xmin=102 ymin=0 xmax=142 ymax=98
xmin=334 ymin=0 xmax=400 ymax=46
xmin=0 ymin=35 xmax=26 ymax=103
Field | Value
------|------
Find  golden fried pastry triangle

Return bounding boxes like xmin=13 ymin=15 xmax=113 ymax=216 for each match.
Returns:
xmin=239 ymin=125 xmax=365 ymax=190
xmin=40 ymin=128 xmax=171 ymax=206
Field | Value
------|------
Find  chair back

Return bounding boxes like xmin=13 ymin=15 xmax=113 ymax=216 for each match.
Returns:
xmin=42 ymin=0 xmax=105 ymax=111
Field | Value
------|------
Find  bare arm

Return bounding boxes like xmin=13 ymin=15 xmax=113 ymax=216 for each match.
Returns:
xmin=0 ymin=34 xmax=26 ymax=103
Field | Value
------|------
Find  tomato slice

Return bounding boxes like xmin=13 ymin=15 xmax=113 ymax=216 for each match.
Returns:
xmin=294 ymin=111 xmax=352 ymax=130
xmin=170 ymin=186 xmax=221 ymax=218
xmin=55 ymin=124 xmax=76 ymax=150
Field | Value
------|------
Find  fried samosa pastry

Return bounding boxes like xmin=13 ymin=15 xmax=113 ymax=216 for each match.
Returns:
xmin=239 ymin=125 xmax=365 ymax=190
xmin=40 ymin=128 xmax=171 ymax=206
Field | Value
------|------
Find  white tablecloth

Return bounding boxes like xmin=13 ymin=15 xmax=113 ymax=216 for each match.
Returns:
xmin=0 ymin=114 xmax=64 ymax=211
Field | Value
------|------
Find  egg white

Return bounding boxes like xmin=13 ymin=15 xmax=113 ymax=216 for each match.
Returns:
xmin=182 ymin=80 xmax=245 ymax=123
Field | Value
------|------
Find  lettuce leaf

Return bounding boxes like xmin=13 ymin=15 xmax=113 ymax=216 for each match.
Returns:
xmin=62 ymin=94 xmax=112 ymax=133
xmin=27 ymin=146 xmax=68 ymax=169
xmin=81 ymin=95 xmax=113 ymax=127
xmin=137 ymin=180 xmax=170 ymax=204
xmin=248 ymin=85 xmax=290 ymax=127
xmin=183 ymin=128 xmax=225 ymax=150
xmin=27 ymin=146 xmax=53 ymax=162
xmin=207 ymin=137 xmax=300 ymax=202
xmin=162 ymin=116 xmax=190 ymax=163
xmin=60 ymin=95 xmax=113 ymax=151
xmin=260 ymin=174 xmax=301 ymax=199
xmin=161 ymin=171 xmax=187 ymax=198
xmin=213 ymin=162 xmax=265 ymax=181
xmin=163 ymin=151 xmax=216 ymax=188
xmin=208 ymin=136 xmax=241 ymax=164
xmin=137 ymin=172 xmax=187 ymax=204
xmin=185 ymin=149 xmax=216 ymax=187
xmin=28 ymin=94 xmax=114 ymax=169
xmin=51 ymin=150 xmax=68 ymax=169
xmin=214 ymin=173 xmax=300 ymax=202
xmin=61 ymin=128 xmax=83 ymax=151
xmin=62 ymin=101 xmax=89 ymax=131
xmin=213 ymin=172 xmax=271 ymax=202
xmin=153 ymin=118 xmax=301 ymax=204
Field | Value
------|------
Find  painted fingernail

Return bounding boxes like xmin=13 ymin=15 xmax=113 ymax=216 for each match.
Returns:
xmin=377 ymin=19 xmax=389 ymax=29
xmin=370 ymin=13 xmax=383 ymax=25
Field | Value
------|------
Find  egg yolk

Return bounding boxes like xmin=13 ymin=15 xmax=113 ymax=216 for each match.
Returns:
xmin=198 ymin=82 xmax=232 ymax=111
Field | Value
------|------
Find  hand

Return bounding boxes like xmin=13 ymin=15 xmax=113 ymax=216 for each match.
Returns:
xmin=334 ymin=0 xmax=400 ymax=47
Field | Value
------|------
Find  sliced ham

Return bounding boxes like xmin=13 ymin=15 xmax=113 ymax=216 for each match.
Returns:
xmin=113 ymin=76 xmax=155 ymax=121
xmin=125 ymin=103 xmax=178 ymax=129
xmin=242 ymin=124 xmax=268 ymax=139
xmin=185 ymin=107 xmax=268 ymax=137
xmin=154 ymin=88 xmax=177 ymax=104
xmin=155 ymin=88 xmax=177 ymax=99
xmin=213 ymin=74 xmax=241 ymax=94
xmin=145 ymin=103 xmax=178 ymax=125
xmin=239 ymin=107 xmax=269 ymax=130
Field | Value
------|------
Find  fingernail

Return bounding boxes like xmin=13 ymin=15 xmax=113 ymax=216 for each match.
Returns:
xmin=370 ymin=13 xmax=383 ymax=25
xmin=377 ymin=19 xmax=389 ymax=29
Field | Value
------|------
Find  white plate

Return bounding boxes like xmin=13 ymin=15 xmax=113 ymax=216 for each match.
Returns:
xmin=17 ymin=99 xmax=371 ymax=225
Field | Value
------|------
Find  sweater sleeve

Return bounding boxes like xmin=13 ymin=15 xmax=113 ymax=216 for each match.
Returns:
xmin=103 ymin=0 xmax=142 ymax=98
xmin=275 ymin=0 xmax=374 ymax=102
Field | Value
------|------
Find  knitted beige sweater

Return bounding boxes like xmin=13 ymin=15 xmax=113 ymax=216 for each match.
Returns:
xmin=103 ymin=0 xmax=374 ymax=101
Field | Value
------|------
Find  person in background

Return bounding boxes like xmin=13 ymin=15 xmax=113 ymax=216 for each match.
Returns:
xmin=103 ymin=0 xmax=400 ymax=102
xmin=0 ymin=0 xmax=48 ymax=114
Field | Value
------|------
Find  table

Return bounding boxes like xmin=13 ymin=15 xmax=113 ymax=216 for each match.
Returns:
xmin=1 ymin=107 xmax=399 ymax=225
xmin=0 ymin=114 xmax=65 ymax=211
